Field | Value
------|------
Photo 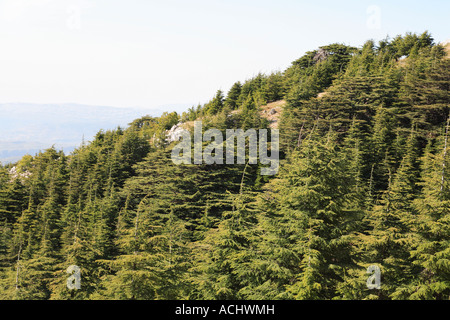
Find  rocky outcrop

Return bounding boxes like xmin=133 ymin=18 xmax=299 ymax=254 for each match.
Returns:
xmin=8 ymin=166 xmax=31 ymax=181
xmin=259 ymin=100 xmax=285 ymax=129
xmin=166 ymin=123 xmax=189 ymax=143
xmin=313 ymin=48 xmax=329 ymax=63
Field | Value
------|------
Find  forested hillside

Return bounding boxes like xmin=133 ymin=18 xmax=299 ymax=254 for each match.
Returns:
xmin=1 ymin=32 xmax=449 ymax=300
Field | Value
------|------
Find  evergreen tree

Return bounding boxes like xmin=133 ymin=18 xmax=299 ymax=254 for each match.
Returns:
xmin=225 ymin=82 xmax=242 ymax=109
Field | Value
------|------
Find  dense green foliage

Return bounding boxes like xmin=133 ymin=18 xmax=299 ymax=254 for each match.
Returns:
xmin=1 ymin=32 xmax=449 ymax=300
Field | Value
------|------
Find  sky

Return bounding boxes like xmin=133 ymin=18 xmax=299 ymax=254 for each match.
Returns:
xmin=0 ymin=0 xmax=448 ymax=113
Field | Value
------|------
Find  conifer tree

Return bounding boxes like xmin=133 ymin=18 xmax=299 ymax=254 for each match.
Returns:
xmin=225 ymin=82 xmax=242 ymax=109
xmin=189 ymin=163 xmax=263 ymax=299
xmin=259 ymin=132 xmax=362 ymax=299
xmin=356 ymin=130 xmax=422 ymax=299
xmin=402 ymin=123 xmax=450 ymax=299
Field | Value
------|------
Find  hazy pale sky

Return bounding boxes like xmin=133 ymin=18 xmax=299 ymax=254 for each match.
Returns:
xmin=0 ymin=0 xmax=448 ymax=111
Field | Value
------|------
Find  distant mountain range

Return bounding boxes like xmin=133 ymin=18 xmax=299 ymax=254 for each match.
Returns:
xmin=0 ymin=103 xmax=188 ymax=164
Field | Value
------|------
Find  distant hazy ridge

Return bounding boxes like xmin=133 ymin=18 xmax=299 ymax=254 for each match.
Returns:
xmin=0 ymin=103 xmax=165 ymax=164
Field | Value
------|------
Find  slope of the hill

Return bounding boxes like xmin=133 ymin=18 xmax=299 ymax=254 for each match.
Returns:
xmin=443 ymin=39 xmax=450 ymax=57
xmin=1 ymin=32 xmax=450 ymax=301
